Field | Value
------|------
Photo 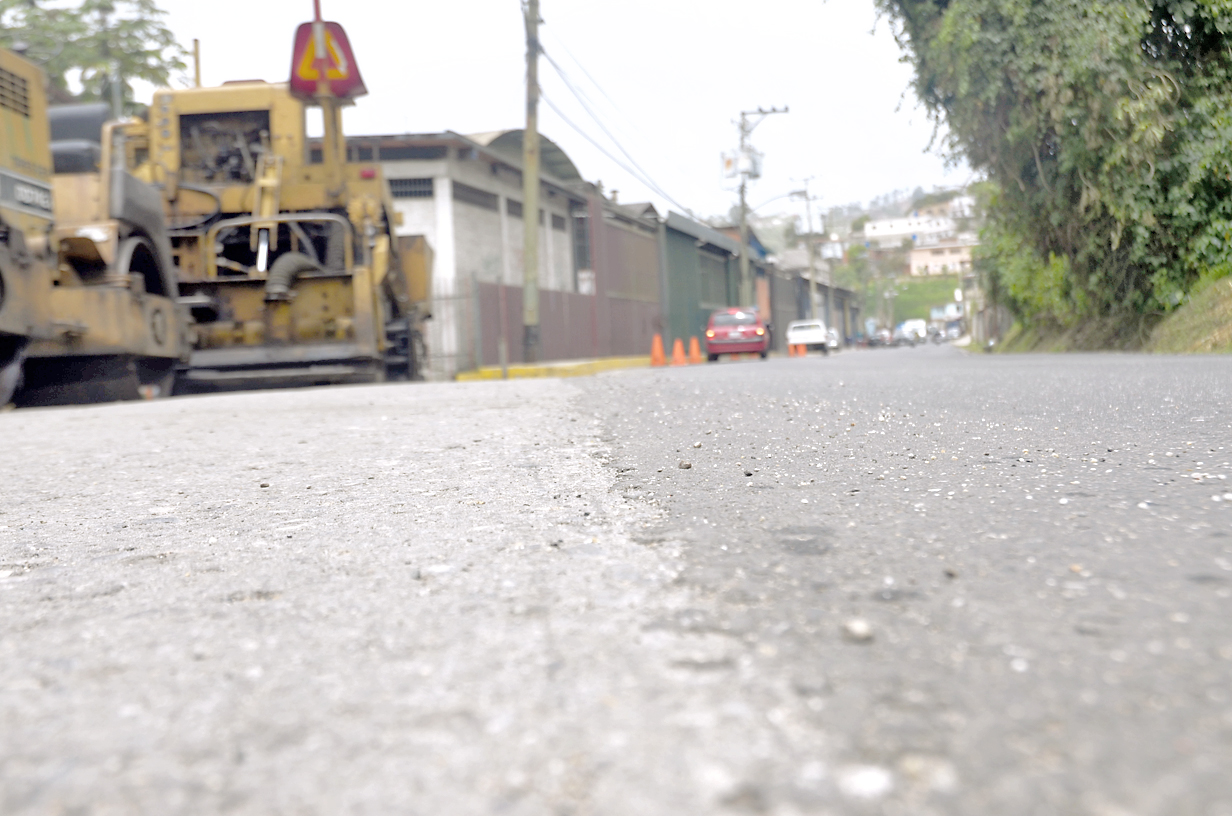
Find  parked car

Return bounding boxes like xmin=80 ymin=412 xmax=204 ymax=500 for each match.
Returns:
xmin=891 ymin=325 xmax=918 ymax=347
xmin=901 ymin=319 xmax=928 ymax=342
xmin=705 ymin=308 xmax=769 ymax=361
xmin=785 ymin=320 xmax=831 ymax=355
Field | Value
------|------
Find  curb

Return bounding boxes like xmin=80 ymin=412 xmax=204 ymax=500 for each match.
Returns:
xmin=455 ymin=355 xmax=651 ymax=382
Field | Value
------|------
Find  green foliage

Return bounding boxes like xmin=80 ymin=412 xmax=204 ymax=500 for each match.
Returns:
xmin=909 ymin=189 xmax=960 ymax=211
xmin=831 ymin=243 xmax=873 ymax=302
xmin=876 ymin=0 xmax=1232 ymax=328
xmin=891 ymin=273 xmax=961 ymax=322
xmin=0 ymin=0 xmax=185 ymax=111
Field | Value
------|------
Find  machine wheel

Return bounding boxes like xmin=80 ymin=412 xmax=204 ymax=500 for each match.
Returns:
xmin=14 ymin=356 xmax=141 ymax=407
xmin=707 ymin=353 xmax=718 ymax=363
xmin=0 ymin=336 xmax=28 ymax=405
xmin=409 ymin=331 xmax=428 ymax=381
xmin=0 ymin=354 xmax=22 ymax=406
xmin=135 ymin=358 xmax=177 ymax=399
xmin=759 ymin=350 xmax=768 ymax=359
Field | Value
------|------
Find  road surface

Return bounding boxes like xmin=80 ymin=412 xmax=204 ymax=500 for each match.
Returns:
xmin=1 ymin=345 xmax=1229 ymax=815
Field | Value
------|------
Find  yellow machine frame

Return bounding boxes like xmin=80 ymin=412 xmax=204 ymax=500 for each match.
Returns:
xmin=126 ymin=80 xmax=427 ymax=389
xmin=0 ymin=48 xmax=186 ymax=405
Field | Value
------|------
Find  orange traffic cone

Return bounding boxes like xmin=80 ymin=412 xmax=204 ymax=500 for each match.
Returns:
xmin=670 ymin=338 xmax=687 ymax=366
xmin=651 ymin=333 xmax=666 ymax=367
xmin=687 ymin=336 xmax=704 ymax=364
xmin=788 ymin=344 xmax=798 ymax=357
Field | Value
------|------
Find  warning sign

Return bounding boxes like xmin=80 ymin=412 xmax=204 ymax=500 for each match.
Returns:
xmin=289 ymin=21 xmax=367 ymax=100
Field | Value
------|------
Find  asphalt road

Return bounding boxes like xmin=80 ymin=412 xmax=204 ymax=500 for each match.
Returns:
xmin=1 ymin=346 xmax=1230 ymax=815
xmin=582 ymin=345 xmax=1232 ymax=816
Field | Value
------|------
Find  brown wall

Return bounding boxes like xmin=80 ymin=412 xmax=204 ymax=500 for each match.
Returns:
xmin=474 ymin=283 xmax=660 ymax=366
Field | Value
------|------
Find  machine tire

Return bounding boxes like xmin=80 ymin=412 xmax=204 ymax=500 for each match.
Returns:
xmin=14 ymin=356 xmax=141 ymax=407
xmin=707 ymin=354 xmax=718 ymax=363
xmin=135 ymin=358 xmax=177 ymax=399
xmin=0 ymin=348 xmax=24 ymax=405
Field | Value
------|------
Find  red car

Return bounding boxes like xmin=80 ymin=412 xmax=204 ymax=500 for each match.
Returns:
xmin=705 ymin=308 xmax=769 ymax=361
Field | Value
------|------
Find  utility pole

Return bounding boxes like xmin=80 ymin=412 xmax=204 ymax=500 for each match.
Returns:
xmin=736 ymin=106 xmax=788 ymax=308
xmin=792 ymin=179 xmax=821 ymax=323
xmin=522 ymin=0 xmax=541 ymax=362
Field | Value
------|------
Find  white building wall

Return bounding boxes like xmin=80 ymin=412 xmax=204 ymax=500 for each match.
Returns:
xmin=864 ymin=216 xmax=956 ymax=249
xmin=453 ymin=202 xmax=504 ymax=285
xmin=393 ymin=198 xmax=436 ymax=242
xmin=430 ymin=176 xmax=458 ymax=379
xmin=380 ymin=149 xmax=579 ymax=378
xmin=549 ymin=218 xmax=573 ymax=290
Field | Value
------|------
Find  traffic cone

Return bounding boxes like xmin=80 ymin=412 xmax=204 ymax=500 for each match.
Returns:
xmin=687 ymin=336 xmax=703 ymax=364
xmin=651 ymin=333 xmax=666 ymax=367
xmin=788 ymin=344 xmax=797 ymax=357
xmin=670 ymin=338 xmax=687 ymax=366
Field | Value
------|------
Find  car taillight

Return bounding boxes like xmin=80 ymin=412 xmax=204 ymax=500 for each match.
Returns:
xmin=755 ymin=327 xmax=765 ymax=336
xmin=706 ymin=330 xmax=715 ymax=338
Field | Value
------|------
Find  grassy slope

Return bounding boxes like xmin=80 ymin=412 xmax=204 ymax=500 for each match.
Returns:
xmin=1147 ymin=276 xmax=1232 ymax=353
xmin=993 ymin=275 xmax=1232 ymax=353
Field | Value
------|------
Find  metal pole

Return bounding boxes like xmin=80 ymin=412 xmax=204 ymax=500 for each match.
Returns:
xmin=110 ymin=62 xmax=122 ymax=119
xmin=522 ymin=0 xmax=541 ymax=363
xmin=192 ymin=39 xmax=201 ymax=87
xmin=313 ymin=3 xmax=345 ymax=201
xmin=802 ymin=179 xmax=817 ymax=321
xmin=472 ymin=268 xmax=482 ymax=371
xmin=735 ymin=106 xmax=788 ymax=308
xmin=738 ymin=114 xmax=750 ymax=308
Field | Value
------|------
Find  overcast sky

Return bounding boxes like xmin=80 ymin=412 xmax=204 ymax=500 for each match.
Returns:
xmin=149 ymin=0 xmax=969 ymax=224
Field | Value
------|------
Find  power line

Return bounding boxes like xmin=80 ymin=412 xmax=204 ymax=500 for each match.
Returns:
xmin=539 ymin=90 xmax=696 ymax=217
xmin=539 ymin=27 xmax=626 ymax=123
xmin=538 ymin=45 xmax=696 ymax=217
xmin=541 ymin=49 xmax=667 ymax=201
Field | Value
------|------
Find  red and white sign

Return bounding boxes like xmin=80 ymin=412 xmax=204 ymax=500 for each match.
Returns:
xmin=289 ymin=20 xmax=367 ymax=100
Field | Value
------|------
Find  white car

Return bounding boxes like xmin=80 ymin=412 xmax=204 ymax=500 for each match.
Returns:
xmin=901 ymin=318 xmax=928 ymax=342
xmin=785 ymin=320 xmax=833 ymax=354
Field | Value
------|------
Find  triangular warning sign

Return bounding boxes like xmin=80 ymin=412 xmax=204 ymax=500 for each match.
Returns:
xmin=297 ymin=30 xmax=349 ymax=81
xmin=289 ymin=21 xmax=368 ymax=100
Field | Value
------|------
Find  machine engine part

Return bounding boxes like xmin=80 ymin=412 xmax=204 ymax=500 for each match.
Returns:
xmin=0 ymin=49 xmax=187 ymax=407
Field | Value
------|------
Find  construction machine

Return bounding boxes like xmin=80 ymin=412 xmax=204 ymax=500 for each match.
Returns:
xmin=0 ymin=48 xmax=186 ymax=406
xmin=123 ymin=11 xmax=429 ymax=392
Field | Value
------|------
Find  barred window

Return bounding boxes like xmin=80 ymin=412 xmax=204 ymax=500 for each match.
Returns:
xmin=380 ymin=145 xmax=448 ymax=161
xmin=389 ymin=177 xmax=434 ymax=199
xmin=506 ymin=198 xmax=523 ymax=218
xmin=573 ymin=214 xmax=591 ymax=271
xmin=452 ymin=181 xmax=498 ymax=211
xmin=551 ymin=213 xmax=566 ymax=231
xmin=0 ymin=67 xmax=30 ymax=117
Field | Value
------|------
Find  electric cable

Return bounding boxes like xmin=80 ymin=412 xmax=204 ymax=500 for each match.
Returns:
xmin=541 ymin=49 xmax=674 ymax=204
xmin=537 ymin=44 xmax=697 ymax=218
xmin=539 ymin=90 xmax=696 ymax=217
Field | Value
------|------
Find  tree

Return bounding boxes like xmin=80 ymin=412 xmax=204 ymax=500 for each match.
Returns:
xmin=0 ymin=0 xmax=186 ymax=111
xmin=875 ymin=0 xmax=1232 ymax=334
